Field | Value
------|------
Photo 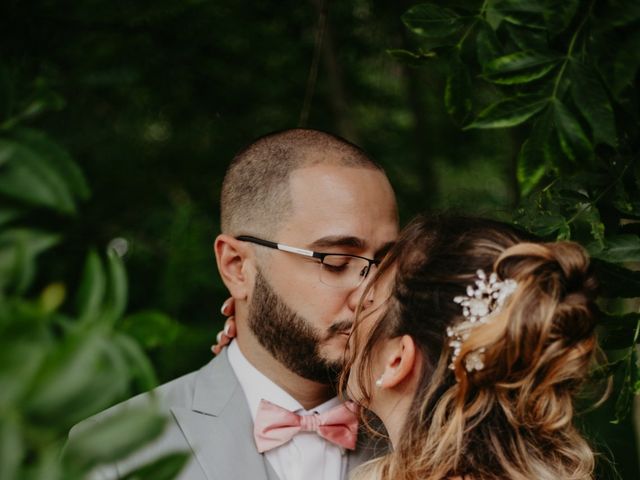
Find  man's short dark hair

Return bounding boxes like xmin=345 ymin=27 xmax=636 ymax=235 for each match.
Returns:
xmin=220 ymin=128 xmax=382 ymax=236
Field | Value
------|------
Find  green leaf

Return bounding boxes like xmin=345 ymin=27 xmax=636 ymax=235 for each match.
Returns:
xmin=0 ymin=208 xmax=23 ymax=227
xmin=0 ymin=64 xmax=12 ymax=124
xmin=112 ymin=333 xmax=158 ymax=392
xmin=39 ymin=282 xmax=66 ymax=313
xmin=569 ymin=61 xmax=617 ymax=147
xmin=0 ymin=139 xmax=77 ymax=215
xmin=505 ymin=23 xmax=548 ymax=50
xmin=516 ymin=108 xmax=553 ymax=195
xmin=543 ymin=0 xmax=579 ymax=34
xmin=483 ymin=50 xmax=560 ymax=85
xmin=552 ymin=100 xmax=593 ymax=163
xmin=445 ymin=53 xmax=472 ymax=123
xmin=606 ymin=0 xmax=640 ymax=28
xmin=476 ymin=20 xmax=502 ymax=65
xmin=592 ymin=259 xmax=640 ymax=298
xmin=121 ymin=452 xmax=190 ymax=480
xmin=75 ymin=249 xmax=107 ymax=324
xmin=492 ymin=0 xmax=547 ymax=30
xmin=119 ymin=311 xmax=180 ymax=350
xmin=609 ymin=29 xmax=640 ymax=98
xmin=402 ymin=3 xmax=467 ymax=38
xmin=386 ymin=49 xmax=437 ymax=68
xmin=612 ymin=347 xmax=638 ymax=424
xmin=0 ymin=229 xmax=60 ymax=293
xmin=3 ymin=90 xmax=65 ymax=129
xmin=464 ymin=94 xmax=548 ymax=129
xmin=63 ymin=406 xmax=167 ymax=471
xmin=588 ymin=234 xmax=640 ymax=263
xmin=101 ymin=249 xmax=128 ymax=325
xmin=24 ymin=332 xmax=107 ymax=422
xmin=0 ymin=340 xmax=48 ymax=410
xmin=10 ymin=128 xmax=90 ymax=200
xmin=0 ymin=415 xmax=22 ymax=480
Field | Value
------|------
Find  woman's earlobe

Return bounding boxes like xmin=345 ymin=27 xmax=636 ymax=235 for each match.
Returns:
xmin=381 ymin=335 xmax=418 ymax=389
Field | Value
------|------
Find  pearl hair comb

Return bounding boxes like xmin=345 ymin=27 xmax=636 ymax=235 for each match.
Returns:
xmin=447 ymin=269 xmax=518 ymax=373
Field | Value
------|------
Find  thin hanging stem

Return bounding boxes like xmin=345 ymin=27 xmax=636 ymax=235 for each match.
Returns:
xmin=299 ymin=0 xmax=328 ymax=127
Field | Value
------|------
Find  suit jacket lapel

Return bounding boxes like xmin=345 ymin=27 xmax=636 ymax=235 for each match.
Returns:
xmin=171 ymin=351 xmax=278 ymax=480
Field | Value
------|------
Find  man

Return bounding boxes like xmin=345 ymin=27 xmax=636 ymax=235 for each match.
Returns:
xmin=71 ymin=129 xmax=399 ymax=479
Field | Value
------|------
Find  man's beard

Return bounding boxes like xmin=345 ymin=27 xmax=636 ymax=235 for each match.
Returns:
xmin=247 ymin=269 xmax=351 ymax=385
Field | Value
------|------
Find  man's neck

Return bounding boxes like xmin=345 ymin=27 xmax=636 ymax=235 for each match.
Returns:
xmin=235 ymin=331 xmax=334 ymax=410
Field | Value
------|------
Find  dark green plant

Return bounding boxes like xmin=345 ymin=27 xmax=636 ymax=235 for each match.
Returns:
xmin=395 ymin=0 xmax=640 ymax=425
xmin=0 ymin=72 xmax=188 ymax=479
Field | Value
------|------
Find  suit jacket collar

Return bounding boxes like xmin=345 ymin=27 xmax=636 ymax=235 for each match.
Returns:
xmin=172 ymin=350 xmax=371 ymax=480
xmin=172 ymin=350 xmax=279 ymax=480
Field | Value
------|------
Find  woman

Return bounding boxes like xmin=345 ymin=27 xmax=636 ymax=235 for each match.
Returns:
xmin=344 ymin=215 xmax=600 ymax=480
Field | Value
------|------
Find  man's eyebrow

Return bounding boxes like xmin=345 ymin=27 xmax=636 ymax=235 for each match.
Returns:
xmin=375 ymin=241 xmax=396 ymax=259
xmin=308 ymin=236 xmax=366 ymax=250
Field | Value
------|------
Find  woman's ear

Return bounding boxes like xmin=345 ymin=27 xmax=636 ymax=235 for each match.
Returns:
xmin=378 ymin=335 xmax=418 ymax=389
xmin=214 ymin=234 xmax=253 ymax=300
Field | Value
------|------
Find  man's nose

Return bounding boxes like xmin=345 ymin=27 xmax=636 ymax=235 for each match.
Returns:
xmin=347 ymin=276 xmax=374 ymax=313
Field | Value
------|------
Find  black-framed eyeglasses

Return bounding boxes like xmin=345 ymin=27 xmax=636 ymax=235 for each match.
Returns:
xmin=236 ymin=235 xmax=380 ymax=289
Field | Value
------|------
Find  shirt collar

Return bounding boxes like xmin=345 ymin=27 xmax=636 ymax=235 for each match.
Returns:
xmin=227 ymin=340 xmax=342 ymax=419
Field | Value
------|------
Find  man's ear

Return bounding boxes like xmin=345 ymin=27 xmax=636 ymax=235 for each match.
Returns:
xmin=378 ymin=335 xmax=418 ymax=390
xmin=214 ymin=234 xmax=253 ymax=300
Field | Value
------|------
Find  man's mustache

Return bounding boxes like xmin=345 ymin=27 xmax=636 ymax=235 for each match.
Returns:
xmin=326 ymin=319 xmax=354 ymax=338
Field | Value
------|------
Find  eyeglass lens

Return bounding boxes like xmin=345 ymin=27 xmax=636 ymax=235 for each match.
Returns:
xmin=320 ymin=255 xmax=370 ymax=288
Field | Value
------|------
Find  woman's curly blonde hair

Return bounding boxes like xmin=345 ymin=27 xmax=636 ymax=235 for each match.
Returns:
xmin=343 ymin=215 xmax=601 ymax=480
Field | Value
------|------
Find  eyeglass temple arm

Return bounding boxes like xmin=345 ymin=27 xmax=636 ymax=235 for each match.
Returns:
xmin=236 ymin=235 xmax=321 ymax=259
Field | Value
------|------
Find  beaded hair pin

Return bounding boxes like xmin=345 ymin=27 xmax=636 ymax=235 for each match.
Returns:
xmin=447 ymin=269 xmax=518 ymax=373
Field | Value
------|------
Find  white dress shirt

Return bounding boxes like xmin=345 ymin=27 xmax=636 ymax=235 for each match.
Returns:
xmin=228 ymin=340 xmax=347 ymax=480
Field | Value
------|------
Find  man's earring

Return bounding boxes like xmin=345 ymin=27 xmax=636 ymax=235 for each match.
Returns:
xmin=375 ymin=374 xmax=384 ymax=387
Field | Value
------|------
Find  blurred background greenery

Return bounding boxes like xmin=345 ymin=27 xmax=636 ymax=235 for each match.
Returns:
xmin=0 ymin=0 xmax=638 ymax=478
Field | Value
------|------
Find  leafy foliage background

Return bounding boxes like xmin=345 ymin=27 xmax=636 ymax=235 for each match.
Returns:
xmin=0 ymin=0 xmax=638 ymax=478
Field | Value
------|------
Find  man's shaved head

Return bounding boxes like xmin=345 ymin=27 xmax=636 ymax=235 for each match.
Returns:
xmin=220 ymin=128 xmax=383 ymax=236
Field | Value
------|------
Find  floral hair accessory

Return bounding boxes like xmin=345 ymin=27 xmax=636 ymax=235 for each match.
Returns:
xmin=447 ymin=269 xmax=518 ymax=373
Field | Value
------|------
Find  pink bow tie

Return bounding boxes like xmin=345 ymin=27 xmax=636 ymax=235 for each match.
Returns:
xmin=253 ymin=399 xmax=359 ymax=453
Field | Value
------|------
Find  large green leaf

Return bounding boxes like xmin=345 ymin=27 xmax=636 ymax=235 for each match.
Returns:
xmin=445 ymin=53 xmax=472 ymax=123
xmin=10 ymin=128 xmax=90 ymax=200
xmin=386 ymin=49 xmax=437 ymax=68
xmin=121 ymin=452 xmax=190 ymax=480
xmin=588 ymin=234 xmax=640 ymax=263
xmin=112 ymin=333 xmax=158 ymax=392
xmin=517 ymin=108 xmax=553 ymax=195
xmin=402 ymin=3 xmax=468 ymax=38
xmin=75 ymin=249 xmax=107 ymax=324
xmin=0 ymin=64 xmax=11 ymax=124
xmin=0 ymin=229 xmax=60 ymax=293
xmin=504 ymin=23 xmax=548 ymax=51
xmin=606 ymin=0 xmax=640 ymax=27
xmin=483 ymin=50 xmax=560 ymax=84
xmin=0 ymin=416 xmax=22 ymax=480
xmin=0 ymin=340 xmax=48 ymax=410
xmin=552 ymin=100 xmax=593 ymax=163
xmin=63 ymin=406 xmax=167 ymax=471
xmin=464 ymin=94 xmax=549 ymax=129
xmin=476 ymin=20 xmax=502 ymax=65
xmin=543 ymin=0 xmax=579 ymax=34
xmin=610 ymin=29 xmax=640 ymax=98
xmin=0 ymin=139 xmax=77 ymax=215
xmin=24 ymin=332 xmax=106 ymax=420
xmin=492 ymin=0 xmax=547 ymax=30
xmin=569 ymin=61 xmax=617 ymax=147
xmin=613 ymin=347 xmax=639 ymax=424
xmin=101 ymin=249 xmax=128 ymax=325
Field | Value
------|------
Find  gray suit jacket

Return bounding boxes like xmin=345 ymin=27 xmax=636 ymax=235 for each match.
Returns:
xmin=71 ymin=350 xmax=372 ymax=480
